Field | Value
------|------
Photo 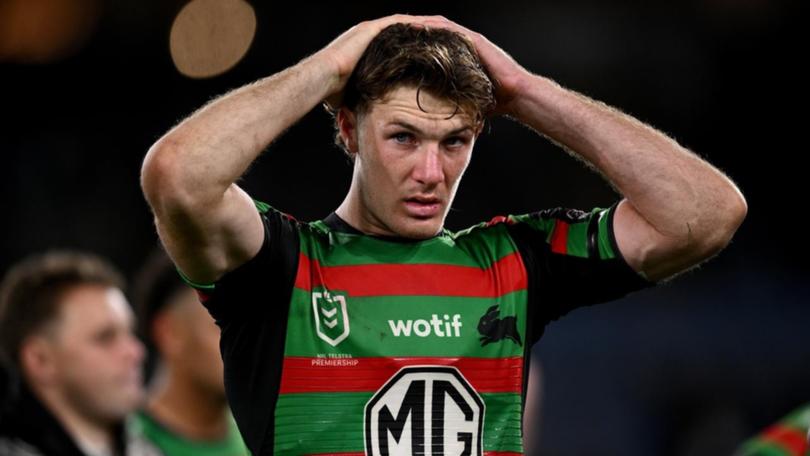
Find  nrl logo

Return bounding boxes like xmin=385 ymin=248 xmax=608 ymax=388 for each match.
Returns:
xmin=312 ymin=290 xmax=350 ymax=347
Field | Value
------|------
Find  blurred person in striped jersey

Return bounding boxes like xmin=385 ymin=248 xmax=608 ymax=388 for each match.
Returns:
xmin=736 ymin=404 xmax=810 ymax=456
xmin=131 ymin=249 xmax=248 ymax=456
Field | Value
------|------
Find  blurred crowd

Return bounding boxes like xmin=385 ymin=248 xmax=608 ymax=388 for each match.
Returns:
xmin=0 ymin=250 xmax=249 ymax=456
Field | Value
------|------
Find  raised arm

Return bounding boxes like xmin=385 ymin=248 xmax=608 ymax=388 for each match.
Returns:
xmin=427 ymin=17 xmax=747 ymax=283
xmin=141 ymin=15 xmax=424 ymax=283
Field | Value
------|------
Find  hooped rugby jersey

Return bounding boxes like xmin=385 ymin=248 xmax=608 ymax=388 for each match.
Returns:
xmin=189 ymin=201 xmax=653 ymax=456
xmin=735 ymin=403 xmax=810 ymax=456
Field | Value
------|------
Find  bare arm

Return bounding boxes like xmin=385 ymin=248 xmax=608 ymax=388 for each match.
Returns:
xmin=141 ymin=15 xmax=425 ymax=283
xmin=428 ymin=17 xmax=747 ymax=283
xmin=507 ymin=77 xmax=747 ymax=282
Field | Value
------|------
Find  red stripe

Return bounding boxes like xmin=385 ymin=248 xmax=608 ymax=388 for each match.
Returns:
xmin=294 ymin=252 xmax=526 ymax=297
xmin=280 ymin=356 xmax=523 ymax=394
xmin=761 ymin=425 xmax=809 ymax=454
xmin=550 ymin=220 xmax=569 ymax=254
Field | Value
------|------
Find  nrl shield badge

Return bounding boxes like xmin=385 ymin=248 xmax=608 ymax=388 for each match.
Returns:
xmin=311 ymin=289 xmax=350 ymax=347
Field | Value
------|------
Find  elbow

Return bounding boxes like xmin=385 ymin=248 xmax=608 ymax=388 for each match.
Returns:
xmin=639 ymin=189 xmax=747 ymax=282
xmin=140 ymin=136 xmax=197 ymax=216
xmin=696 ymin=187 xmax=748 ymax=256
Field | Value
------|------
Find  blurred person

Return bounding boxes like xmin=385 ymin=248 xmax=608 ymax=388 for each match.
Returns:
xmin=141 ymin=15 xmax=747 ymax=455
xmin=0 ymin=251 xmax=154 ymax=456
xmin=132 ymin=249 xmax=248 ymax=455
xmin=735 ymin=403 xmax=810 ymax=456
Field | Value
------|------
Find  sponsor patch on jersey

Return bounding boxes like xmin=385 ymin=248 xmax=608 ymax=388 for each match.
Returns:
xmin=387 ymin=314 xmax=463 ymax=338
xmin=312 ymin=289 xmax=350 ymax=347
xmin=364 ymin=366 xmax=484 ymax=456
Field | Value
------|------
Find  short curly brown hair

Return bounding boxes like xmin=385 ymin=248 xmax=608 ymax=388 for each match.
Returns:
xmin=330 ymin=23 xmax=495 ymax=154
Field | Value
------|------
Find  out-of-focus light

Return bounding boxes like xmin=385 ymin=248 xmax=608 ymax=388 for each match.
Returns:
xmin=169 ymin=0 xmax=257 ymax=79
xmin=0 ymin=0 xmax=100 ymax=63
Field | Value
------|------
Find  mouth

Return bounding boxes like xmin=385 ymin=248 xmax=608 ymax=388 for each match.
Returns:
xmin=403 ymin=196 xmax=443 ymax=219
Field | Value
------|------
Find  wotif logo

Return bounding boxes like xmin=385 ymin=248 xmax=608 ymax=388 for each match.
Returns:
xmin=388 ymin=314 xmax=462 ymax=338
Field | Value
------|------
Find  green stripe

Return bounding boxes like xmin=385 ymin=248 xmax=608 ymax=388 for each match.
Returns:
xmin=284 ymin=289 xmax=527 ymax=358
xmin=132 ymin=411 xmax=248 ymax=456
xmin=175 ymin=267 xmax=215 ymax=291
xmin=782 ymin=403 xmax=810 ymax=429
xmin=506 ymin=213 xmax=555 ymax=240
xmin=737 ymin=440 xmax=795 ymax=456
xmin=298 ymin=223 xmax=519 ymax=268
xmin=597 ymin=206 xmax=616 ymax=260
xmin=507 ymin=207 xmax=619 ymax=260
xmin=253 ymin=199 xmax=271 ymax=214
xmin=566 ymin=219 xmax=589 ymax=258
xmin=274 ymin=392 xmax=522 ymax=455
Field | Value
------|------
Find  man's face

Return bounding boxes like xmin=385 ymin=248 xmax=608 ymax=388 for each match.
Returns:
xmin=160 ymin=288 xmax=224 ymax=399
xmin=346 ymin=86 xmax=478 ymax=239
xmin=47 ymin=285 xmax=144 ymax=423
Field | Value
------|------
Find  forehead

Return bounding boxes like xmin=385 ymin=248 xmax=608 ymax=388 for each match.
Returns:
xmin=363 ymin=86 xmax=476 ymax=132
xmin=54 ymin=285 xmax=133 ymax=334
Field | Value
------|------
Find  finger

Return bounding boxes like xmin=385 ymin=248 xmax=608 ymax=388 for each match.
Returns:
xmin=421 ymin=17 xmax=474 ymax=38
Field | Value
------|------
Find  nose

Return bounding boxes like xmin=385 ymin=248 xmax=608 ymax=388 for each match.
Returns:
xmin=124 ymin=333 xmax=146 ymax=364
xmin=412 ymin=145 xmax=444 ymax=186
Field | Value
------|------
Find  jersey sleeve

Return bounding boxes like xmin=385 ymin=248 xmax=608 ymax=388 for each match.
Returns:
xmin=176 ymin=201 xmax=299 ymax=454
xmin=505 ymin=201 xmax=654 ymax=332
xmin=179 ymin=200 xmax=300 ymax=324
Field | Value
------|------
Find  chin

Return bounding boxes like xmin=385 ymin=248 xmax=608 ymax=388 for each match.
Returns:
xmin=117 ymin=381 xmax=145 ymax=408
xmin=394 ymin=218 xmax=443 ymax=239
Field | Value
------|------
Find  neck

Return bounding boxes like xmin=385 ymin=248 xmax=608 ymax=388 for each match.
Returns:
xmin=147 ymin=369 xmax=229 ymax=440
xmin=335 ymin=181 xmax=365 ymax=231
xmin=336 ymin=181 xmax=393 ymax=237
xmin=33 ymin=386 xmax=116 ymax=456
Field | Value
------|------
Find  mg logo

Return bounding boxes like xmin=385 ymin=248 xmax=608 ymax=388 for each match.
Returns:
xmin=312 ymin=290 xmax=349 ymax=347
xmin=364 ymin=366 xmax=484 ymax=456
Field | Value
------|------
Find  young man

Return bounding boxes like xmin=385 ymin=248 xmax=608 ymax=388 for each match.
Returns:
xmin=141 ymin=15 xmax=747 ymax=455
xmin=132 ymin=250 xmax=248 ymax=455
xmin=0 ymin=251 xmax=151 ymax=456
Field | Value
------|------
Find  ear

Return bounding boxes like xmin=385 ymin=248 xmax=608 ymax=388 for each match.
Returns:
xmin=337 ymin=107 xmax=359 ymax=155
xmin=151 ymin=312 xmax=182 ymax=358
xmin=19 ymin=336 xmax=57 ymax=385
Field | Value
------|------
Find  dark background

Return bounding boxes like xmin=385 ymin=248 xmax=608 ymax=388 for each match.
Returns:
xmin=1 ymin=0 xmax=807 ymax=454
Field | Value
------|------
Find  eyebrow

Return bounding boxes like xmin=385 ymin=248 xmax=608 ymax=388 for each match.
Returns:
xmin=387 ymin=120 xmax=474 ymax=137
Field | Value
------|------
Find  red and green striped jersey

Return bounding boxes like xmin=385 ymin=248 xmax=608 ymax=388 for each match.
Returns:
xmin=192 ymin=202 xmax=652 ymax=456
xmin=736 ymin=404 xmax=810 ymax=456
xmin=132 ymin=410 xmax=249 ymax=456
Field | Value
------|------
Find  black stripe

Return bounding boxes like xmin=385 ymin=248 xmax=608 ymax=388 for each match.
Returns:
xmin=586 ymin=210 xmax=600 ymax=260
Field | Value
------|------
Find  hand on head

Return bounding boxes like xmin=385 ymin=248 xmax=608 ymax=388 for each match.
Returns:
xmin=321 ymin=14 xmax=529 ymax=116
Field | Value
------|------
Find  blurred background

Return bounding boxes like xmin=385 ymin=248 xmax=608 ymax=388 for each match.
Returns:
xmin=1 ymin=0 xmax=806 ymax=454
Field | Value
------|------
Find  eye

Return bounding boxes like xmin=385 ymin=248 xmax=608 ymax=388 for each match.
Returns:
xmin=93 ymin=328 xmax=118 ymax=346
xmin=444 ymin=136 xmax=470 ymax=149
xmin=390 ymin=132 xmax=414 ymax=145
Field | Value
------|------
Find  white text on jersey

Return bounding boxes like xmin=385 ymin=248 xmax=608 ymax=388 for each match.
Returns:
xmin=387 ymin=314 xmax=463 ymax=337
